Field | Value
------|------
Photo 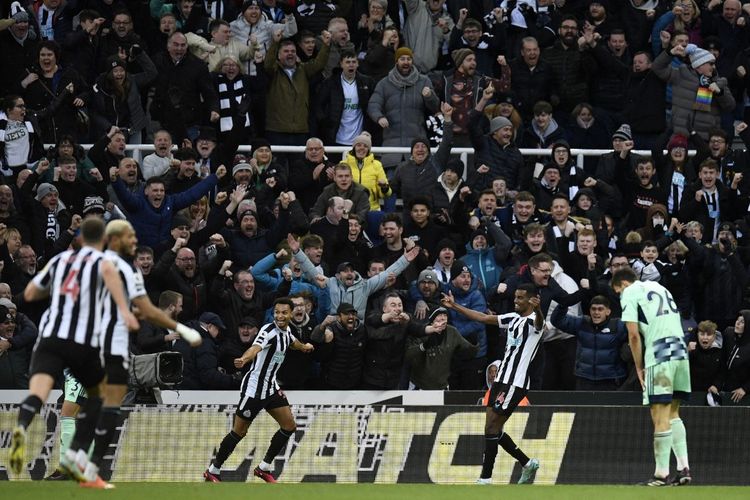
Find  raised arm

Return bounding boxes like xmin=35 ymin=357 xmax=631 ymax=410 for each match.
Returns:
xmin=440 ymin=290 xmax=497 ymax=325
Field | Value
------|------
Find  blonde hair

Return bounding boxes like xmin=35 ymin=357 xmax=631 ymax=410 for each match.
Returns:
xmin=625 ymin=231 xmax=642 ymax=245
xmin=0 ymin=227 xmax=21 ymax=245
xmin=213 ymin=55 xmax=245 ymax=74
xmin=672 ymin=0 xmax=700 ymax=33
xmin=105 ymin=220 xmax=134 ymax=238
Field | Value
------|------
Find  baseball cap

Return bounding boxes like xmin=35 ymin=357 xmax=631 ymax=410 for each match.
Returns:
xmin=199 ymin=312 xmax=226 ymax=329
xmin=336 ymin=303 xmax=357 ymax=314
xmin=336 ymin=261 xmax=355 ymax=273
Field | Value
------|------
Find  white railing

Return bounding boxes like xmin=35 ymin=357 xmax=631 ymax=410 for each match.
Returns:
xmin=61 ymin=144 xmax=696 ymax=173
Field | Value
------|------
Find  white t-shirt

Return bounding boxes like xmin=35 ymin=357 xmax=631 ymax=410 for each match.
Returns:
xmin=3 ymin=120 xmax=31 ymax=169
xmin=335 ymin=76 xmax=363 ymax=146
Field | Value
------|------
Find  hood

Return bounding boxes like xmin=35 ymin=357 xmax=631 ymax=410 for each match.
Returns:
xmin=465 ymin=240 xmax=491 ymax=256
xmin=645 ymin=203 xmax=668 ymax=221
xmin=572 ymin=187 xmax=597 ymax=205
xmin=629 ymin=0 xmax=658 ymax=10
xmin=485 ymin=359 xmax=501 ymax=389
xmin=337 ymin=271 xmax=364 ymax=288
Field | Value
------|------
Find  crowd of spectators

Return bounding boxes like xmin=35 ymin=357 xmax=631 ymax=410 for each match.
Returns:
xmin=0 ymin=0 xmax=749 ymax=402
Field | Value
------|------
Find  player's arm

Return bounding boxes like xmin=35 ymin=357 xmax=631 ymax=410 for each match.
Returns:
xmin=530 ymin=296 xmax=544 ymax=331
xmin=625 ymin=321 xmax=645 ymax=389
xmin=290 ymin=339 xmax=314 ymax=353
xmin=440 ymin=291 xmax=497 ymax=325
xmin=131 ymin=295 xmax=202 ymax=347
xmin=101 ymin=260 xmax=139 ymax=331
xmin=23 ymin=281 xmax=49 ymax=302
xmin=235 ymin=344 xmax=262 ymax=368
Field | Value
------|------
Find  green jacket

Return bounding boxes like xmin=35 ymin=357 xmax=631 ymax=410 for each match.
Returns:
xmin=405 ymin=325 xmax=479 ymax=389
xmin=264 ymin=40 xmax=330 ymax=134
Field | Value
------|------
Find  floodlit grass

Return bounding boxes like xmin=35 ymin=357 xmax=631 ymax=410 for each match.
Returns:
xmin=1 ymin=482 xmax=748 ymax=500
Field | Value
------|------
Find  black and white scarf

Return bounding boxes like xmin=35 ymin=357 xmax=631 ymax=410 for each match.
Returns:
xmin=216 ymin=75 xmax=250 ymax=132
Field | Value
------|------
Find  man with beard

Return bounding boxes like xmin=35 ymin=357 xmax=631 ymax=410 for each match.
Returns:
xmin=311 ymin=302 xmax=367 ymax=389
xmin=211 ymin=268 xmax=291 ymax=336
xmin=264 ymin=28 xmax=330 ymax=147
xmin=410 ymin=268 xmax=444 ymax=319
xmin=448 ymin=11 xmax=506 ymax=78
xmin=162 ymin=148 xmax=201 ymax=194
xmin=468 ymin=85 xmax=524 ymax=191
xmin=368 ymin=46 xmax=440 ymax=170
xmin=135 ymin=290 xmax=184 ymax=354
xmin=439 ymin=48 xmax=489 ymax=146
xmin=310 ymin=196 xmax=349 ymax=268
xmin=288 ymin=138 xmax=334 ymax=212
xmin=371 ymin=213 xmax=426 ymax=289
xmin=276 ymin=295 xmax=318 ymax=389
xmin=541 ymin=15 xmax=595 ymax=116
xmin=693 ymin=127 xmax=749 ymax=188
xmin=290 ymin=233 xmax=420 ymax=320
xmin=218 ymin=317 xmax=259 ymax=375
xmin=106 ymin=158 xmax=144 ymax=218
xmin=111 ymin=166 xmax=226 ymax=249
xmin=402 ymin=197 xmax=441 ymax=261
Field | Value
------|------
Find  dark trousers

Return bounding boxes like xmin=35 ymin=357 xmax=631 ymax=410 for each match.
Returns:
xmin=541 ymin=337 xmax=577 ymax=390
xmin=449 ymin=355 xmax=487 ymax=390
xmin=575 ymin=376 xmax=623 ymax=391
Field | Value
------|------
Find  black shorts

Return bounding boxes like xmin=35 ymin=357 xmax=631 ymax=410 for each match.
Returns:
xmin=487 ymin=382 xmax=527 ymax=417
xmin=104 ymin=354 xmax=129 ymax=385
xmin=30 ymin=338 xmax=105 ymax=390
xmin=235 ymin=391 xmax=289 ymax=423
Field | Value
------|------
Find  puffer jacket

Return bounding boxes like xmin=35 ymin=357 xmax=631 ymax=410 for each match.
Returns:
xmin=448 ymin=275 xmax=487 ymax=358
xmin=541 ymin=40 xmax=595 ymax=112
xmin=311 ymin=319 xmax=367 ymax=389
xmin=551 ymin=305 xmax=628 ymax=381
xmin=391 ymin=124 xmax=453 ymax=207
xmin=344 ymin=151 xmax=391 ymax=210
xmin=229 ymin=12 xmax=298 ymax=53
xmin=403 ymin=0 xmax=453 ymax=73
xmin=467 ymin=109 xmax=524 ymax=190
xmin=651 ymin=47 xmax=735 ymax=140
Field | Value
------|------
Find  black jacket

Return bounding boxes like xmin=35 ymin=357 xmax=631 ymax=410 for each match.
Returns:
xmin=311 ymin=319 xmax=367 ymax=390
xmin=175 ymin=325 xmax=239 ymax=390
xmin=508 ymin=58 xmax=555 ymax=121
xmin=363 ymin=312 xmax=425 ymax=389
xmin=151 ymin=51 xmax=219 ymax=127
xmin=623 ymin=69 xmax=666 ymax=134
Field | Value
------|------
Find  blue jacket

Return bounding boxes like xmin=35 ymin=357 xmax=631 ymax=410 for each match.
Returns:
xmin=448 ymin=278 xmax=487 ymax=358
xmin=251 ymin=252 xmax=331 ymax=324
xmin=551 ymin=305 xmax=628 ymax=381
xmin=461 ymin=221 xmax=511 ymax=300
xmin=221 ymin=210 xmax=289 ymax=269
xmin=112 ymin=175 xmax=218 ymax=248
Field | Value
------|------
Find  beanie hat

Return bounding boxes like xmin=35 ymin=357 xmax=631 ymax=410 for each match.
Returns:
xmin=667 ymin=133 xmax=689 ymax=151
xmin=489 ymin=116 xmax=513 ymax=134
xmin=612 ymin=123 xmax=632 ymax=141
xmin=241 ymin=0 xmax=261 ymax=13
xmin=411 ymin=137 xmax=430 ymax=153
xmin=451 ymin=48 xmax=474 ymax=68
xmin=171 ymin=214 xmax=190 ymax=229
xmin=428 ymin=307 xmax=449 ymax=322
xmin=444 ymin=158 xmax=464 ymax=178
xmin=232 ymin=161 xmax=253 ymax=176
xmin=437 ymin=238 xmax=456 ymax=253
xmin=494 ymin=92 xmax=516 ymax=106
xmin=251 ymin=138 xmax=271 ymax=154
xmin=394 ymin=46 xmax=413 ymax=62
xmin=352 ymin=131 xmax=372 ymax=149
xmin=239 ymin=209 xmax=257 ymax=222
xmin=449 ymin=259 xmax=471 ymax=281
xmin=9 ymin=2 xmax=29 ymax=22
xmin=550 ymin=139 xmax=571 ymax=153
xmin=35 ymin=183 xmax=58 ymax=202
xmin=106 ymin=56 xmax=126 ymax=71
xmin=541 ymin=163 xmax=562 ymax=177
xmin=690 ymin=47 xmax=715 ymax=69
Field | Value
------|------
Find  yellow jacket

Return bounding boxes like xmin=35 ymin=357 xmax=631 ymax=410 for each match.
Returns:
xmin=344 ymin=151 xmax=391 ymax=211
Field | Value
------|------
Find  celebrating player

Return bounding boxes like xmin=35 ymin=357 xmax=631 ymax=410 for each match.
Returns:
xmin=204 ymin=298 xmax=314 ymax=483
xmin=442 ymin=283 xmax=543 ymax=485
xmin=9 ymin=218 xmax=137 ymax=486
xmin=611 ymin=267 xmax=691 ymax=486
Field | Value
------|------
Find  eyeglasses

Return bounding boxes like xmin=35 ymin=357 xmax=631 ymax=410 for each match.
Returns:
xmin=709 ymin=138 xmax=726 ymax=144
xmin=560 ymin=25 xmax=578 ymax=31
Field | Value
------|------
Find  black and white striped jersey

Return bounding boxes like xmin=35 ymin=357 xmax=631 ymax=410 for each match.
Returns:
xmin=495 ymin=312 xmax=544 ymax=389
xmin=32 ymin=247 xmax=107 ymax=348
xmin=239 ymin=322 xmax=297 ymax=401
xmin=100 ymin=250 xmax=146 ymax=356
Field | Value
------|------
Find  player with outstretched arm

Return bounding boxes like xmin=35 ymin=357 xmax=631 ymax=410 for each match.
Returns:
xmin=204 ymin=297 xmax=314 ymax=483
xmin=441 ymin=283 xmax=543 ymax=485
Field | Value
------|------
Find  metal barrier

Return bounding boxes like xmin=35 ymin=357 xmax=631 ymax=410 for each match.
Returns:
xmin=61 ymin=144 xmax=695 ymax=174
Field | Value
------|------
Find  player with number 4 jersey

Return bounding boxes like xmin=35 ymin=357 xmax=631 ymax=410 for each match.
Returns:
xmin=612 ymin=268 xmax=692 ymax=487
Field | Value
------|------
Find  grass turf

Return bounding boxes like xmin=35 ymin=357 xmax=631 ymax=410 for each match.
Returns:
xmin=1 ymin=483 xmax=749 ymax=500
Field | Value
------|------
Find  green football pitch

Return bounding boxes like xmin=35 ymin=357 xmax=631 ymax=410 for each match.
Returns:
xmin=1 ymin=483 xmax=748 ymax=499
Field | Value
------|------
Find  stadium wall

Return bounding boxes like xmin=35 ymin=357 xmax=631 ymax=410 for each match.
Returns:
xmin=1 ymin=398 xmax=747 ymax=485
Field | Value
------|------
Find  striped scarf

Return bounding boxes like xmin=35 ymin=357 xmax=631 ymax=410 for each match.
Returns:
xmin=216 ymin=75 xmax=250 ymax=132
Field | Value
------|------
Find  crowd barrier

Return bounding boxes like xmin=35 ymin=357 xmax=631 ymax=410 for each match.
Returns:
xmin=61 ymin=144 xmax=694 ymax=175
xmin=1 ymin=391 xmax=746 ymax=485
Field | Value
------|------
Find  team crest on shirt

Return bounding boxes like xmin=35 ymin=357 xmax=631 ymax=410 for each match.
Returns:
xmin=243 ymin=410 xmax=253 ymax=418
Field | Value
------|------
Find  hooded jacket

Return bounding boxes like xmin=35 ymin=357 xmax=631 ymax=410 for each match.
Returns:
xmin=344 ymin=151 xmax=390 ymax=210
xmin=448 ymin=275 xmax=487 ymax=358
xmin=405 ymin=324 xmax=479 ymax=389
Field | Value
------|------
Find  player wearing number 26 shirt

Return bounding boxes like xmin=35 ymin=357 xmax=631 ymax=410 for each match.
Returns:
xmin=612 ymin=268 xmax=692 ymax=487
